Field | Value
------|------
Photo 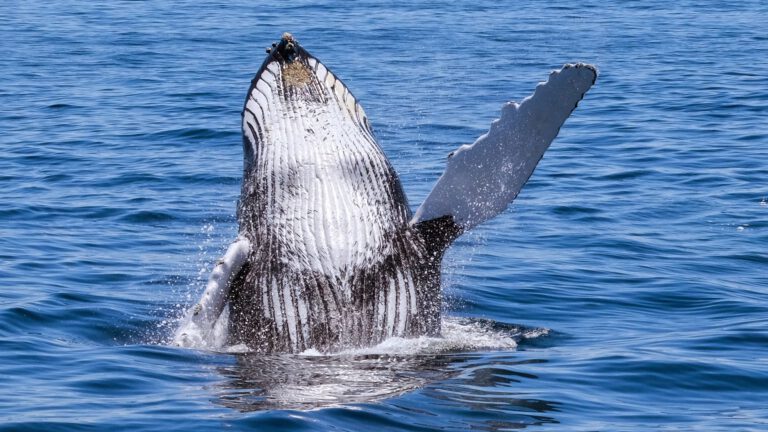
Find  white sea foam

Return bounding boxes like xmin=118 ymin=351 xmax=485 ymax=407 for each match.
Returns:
xmin=326 ymin=317 xmax=522 ymax=356
xmin=174 ymin=316 xmax=547 ymax=355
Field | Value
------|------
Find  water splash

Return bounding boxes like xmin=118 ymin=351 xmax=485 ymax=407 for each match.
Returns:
xmin=323 ymin=317 xmax=527 ymax=356
xmin=174 ymin=314 xmax=546 ymax=356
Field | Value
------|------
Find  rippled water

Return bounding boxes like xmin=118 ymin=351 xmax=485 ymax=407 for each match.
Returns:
xmin=2 ymin=1 xmax=767 ymax=430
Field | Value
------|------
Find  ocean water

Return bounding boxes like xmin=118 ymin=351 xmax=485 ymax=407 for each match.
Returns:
xmin=2 ymin=0 xmax=767 ymax=430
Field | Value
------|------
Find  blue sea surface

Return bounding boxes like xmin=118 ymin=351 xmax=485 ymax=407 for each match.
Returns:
xmin=2 ymin=1 xmax=767 ymax=430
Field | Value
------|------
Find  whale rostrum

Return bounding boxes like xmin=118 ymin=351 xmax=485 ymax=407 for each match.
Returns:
xmin=174 ymin=33 xmax=597 ymax=353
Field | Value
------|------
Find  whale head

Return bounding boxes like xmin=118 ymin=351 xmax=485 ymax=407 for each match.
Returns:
xmin=236 ymin=33 xmax=408 ymax=243
xmin=239 ymin=33 xmax=376 ymax=176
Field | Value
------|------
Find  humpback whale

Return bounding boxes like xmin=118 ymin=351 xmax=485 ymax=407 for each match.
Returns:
xmin=174 ymin=33 xmax=596 ymax=353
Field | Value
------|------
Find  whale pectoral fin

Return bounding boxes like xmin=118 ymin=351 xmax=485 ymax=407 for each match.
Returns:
xmin=411 ymin=64 xmax=597 ymax=242
xmin=173 ymin=236 xmax=251 ymax=349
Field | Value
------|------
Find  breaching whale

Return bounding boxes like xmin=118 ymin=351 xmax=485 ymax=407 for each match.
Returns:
xmin=174 ymin=33 xmax=596 ymax=353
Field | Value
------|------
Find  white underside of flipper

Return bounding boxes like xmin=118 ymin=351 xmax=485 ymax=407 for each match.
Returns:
xmin=412 ymin=64 xmax=597 ymax=231
xmin=173 ymin=236 xmax=251 ymax=349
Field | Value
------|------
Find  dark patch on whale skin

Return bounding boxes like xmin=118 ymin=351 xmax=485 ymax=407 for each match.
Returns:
xmin=227 ymin=34 xmax=449 ymax=353
xmin=414 ymin=215 xmax=463 ymax=261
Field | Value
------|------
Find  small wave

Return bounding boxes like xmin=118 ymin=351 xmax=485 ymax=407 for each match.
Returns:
xmin=47 ymin=103 xmax=80 ymax=109
xmin=552 ymin=205 xmax=602 ymax=215
xmin=135 ymin=127 xmax=238 ymax=141
xmin=119 ymin=210 xmax=176 ymax=224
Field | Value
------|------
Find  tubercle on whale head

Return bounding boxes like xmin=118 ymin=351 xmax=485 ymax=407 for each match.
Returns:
xmin=258 ymin=33 xmax=318 ymax=93
xmin=265 ymin=32 xmax=301 ymax=63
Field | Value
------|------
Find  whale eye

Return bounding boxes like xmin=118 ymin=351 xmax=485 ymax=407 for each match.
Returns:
xmin=447 ymin=151 xmax=454 ymax=159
